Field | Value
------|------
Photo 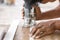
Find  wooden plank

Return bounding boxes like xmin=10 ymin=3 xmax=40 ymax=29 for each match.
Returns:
xmin=3 ymin=19 xmax=20 ymax=40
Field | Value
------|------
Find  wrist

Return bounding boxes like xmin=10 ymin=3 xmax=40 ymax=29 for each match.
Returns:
xmin=47 ymin=20 xmax=57 ymax=30
xmin=50 ymin=20 xmax=57 ymax=30
xmin=54 ymin=20 xmax=60 ymax=30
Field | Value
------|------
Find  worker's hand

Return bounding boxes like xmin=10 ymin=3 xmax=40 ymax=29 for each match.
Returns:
xmin=22 ymin=8 xmax=24 ymax=19
xmin=22 ymin=5 xmax=41 ymax=19
xmin=30 ymin=21 xmax=56 ymax=38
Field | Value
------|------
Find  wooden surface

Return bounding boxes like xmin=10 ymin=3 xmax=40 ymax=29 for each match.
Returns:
xmin=0 ymin=21 xmax=60 ymax=40
xmin=35 ymin=31 xmax=60 ymax=40
xmin=14 ymin=26 xmax=30 ymax=40
xmin=14 ymin=26 xmax=60 ymax=40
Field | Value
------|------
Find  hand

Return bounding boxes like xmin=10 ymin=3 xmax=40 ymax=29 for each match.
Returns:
xmin=22 ymin=8 xmax=24 ymax=19
xmin=30 ymin=21 xmax=56 ymax=39
xmin=22 ymin=5 xmax=41 ymax=20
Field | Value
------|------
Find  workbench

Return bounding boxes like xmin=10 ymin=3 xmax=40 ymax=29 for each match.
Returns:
xmin=14 ymin=19 xmax=60 ymax=40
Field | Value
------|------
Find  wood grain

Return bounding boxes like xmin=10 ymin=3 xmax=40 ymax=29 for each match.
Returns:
xmin=14 ymin=26 xmax=60 ymax=40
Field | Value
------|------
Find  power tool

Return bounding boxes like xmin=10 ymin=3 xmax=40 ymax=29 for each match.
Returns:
xmin=23 ymin=0 xmax=43 ymax=27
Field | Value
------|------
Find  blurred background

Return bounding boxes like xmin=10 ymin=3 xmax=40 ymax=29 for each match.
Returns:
xmin=0 ymin=0 xmax=24 ymax=25
xmin=0 ymin=0 xmax=59 ymax=25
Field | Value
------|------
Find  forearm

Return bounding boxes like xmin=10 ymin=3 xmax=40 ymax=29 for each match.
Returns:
xmin=35 ymin=5 xmax=60 ymax=20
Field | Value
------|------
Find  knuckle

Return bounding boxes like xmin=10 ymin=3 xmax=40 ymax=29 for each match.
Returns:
xmin=37 ymin=29 xmax=40 ymax=32
xmin=33 ymin=27 xmax=37 ymax=30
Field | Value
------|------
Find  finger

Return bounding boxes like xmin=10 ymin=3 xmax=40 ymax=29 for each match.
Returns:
xmin=22 ymin=5 xmax=24 ymax=18
xmin=38 ymin=32 xmax=46 ymax=38
xmin=30 ymin=27 xmax=37 ymax=37
xmin=35 ymin=32 xmax=46 ymax=39
xmin=22 ymin=10 xmax=24 ymax=16
xmin=36 ymin=25 xmax=43 ymax=29
xmin=30 ymin=25 xmax=43 ymax=36
xmin=32 ymin=29 xmax=40 ymax=38
xmin=34 ymin=29 xmax=44 ymax=38
xmin=23 ymin=11 xmax=25 ymax=17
